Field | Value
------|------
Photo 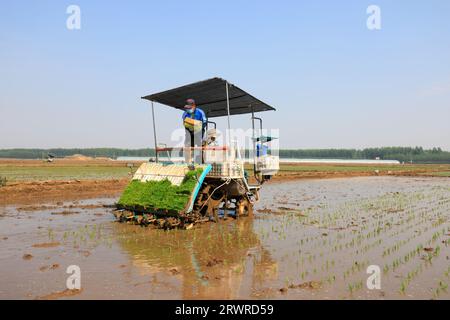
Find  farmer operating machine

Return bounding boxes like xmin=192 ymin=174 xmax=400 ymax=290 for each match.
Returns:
xmin=115 ymin=78 xmax=279 ymax=229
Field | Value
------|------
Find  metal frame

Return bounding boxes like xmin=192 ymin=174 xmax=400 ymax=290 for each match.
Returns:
xmin=251 ymin=109 xmax=263 ymax=180
xmin=225 ymin=81 xmax=231 ymax=146
xmin=206 ymin=120 xmax=217 ymax=129
xmin=148 ymin=80 xmax=268 ymax=186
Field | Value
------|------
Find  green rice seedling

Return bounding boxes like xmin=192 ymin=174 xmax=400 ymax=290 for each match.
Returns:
xmin=118 ymin=168 xmax=203 ymax=212
xmin=444 ymin=267 xmax=450 ymax=278
xmin=439 ymin=281 xmax=448 ymax=292
xmin=348 ymin=283 xmax=354 ymax=294
xmin=399 ymin=280 xmax=407 ymax=294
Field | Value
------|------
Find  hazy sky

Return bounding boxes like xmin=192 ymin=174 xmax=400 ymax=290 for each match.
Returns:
xmin=1 ymin=0 xmax=449 ymax=150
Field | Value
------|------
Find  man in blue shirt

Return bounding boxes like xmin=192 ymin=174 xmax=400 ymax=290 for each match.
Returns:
xmin=182 ymin=98 xmax=207 ymax=163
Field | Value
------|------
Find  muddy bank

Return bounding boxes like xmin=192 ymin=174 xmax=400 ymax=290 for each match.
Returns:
xmin=0 ymin=170 xmax=434 ymax=206
xmin=269 ymin=170 xmax=376 ymax=182
xmin=268 ymin=167 xmax=443 ymax=183
xmin=0 ymin=173 xmax=366 ymax=206
xmin=0 ymin=179 xmax=128 ymax=205
xmin=2 ymin=158 xmax=447 ymax=206
xmin=0 ymin=174 xmax=371 ymax=206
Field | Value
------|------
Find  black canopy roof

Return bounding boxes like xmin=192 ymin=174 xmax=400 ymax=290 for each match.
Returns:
xmin=142 ymin=77 xmax=276 ymax=118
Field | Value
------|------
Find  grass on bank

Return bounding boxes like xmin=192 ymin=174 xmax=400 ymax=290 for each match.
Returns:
xmin=0 ymin=166 xmax=131 ymax=181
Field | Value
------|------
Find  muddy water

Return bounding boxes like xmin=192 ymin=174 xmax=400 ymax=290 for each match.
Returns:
xmin=1 ymin=177 xmax=449 ymax=300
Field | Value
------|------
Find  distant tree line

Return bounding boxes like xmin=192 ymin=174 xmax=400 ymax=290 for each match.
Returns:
xmin=0 ymin=147 xmax=449 ymax=163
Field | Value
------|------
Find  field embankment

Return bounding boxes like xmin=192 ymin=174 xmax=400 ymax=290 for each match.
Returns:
xmin=0 ymin=159 xmax=449 ymax=205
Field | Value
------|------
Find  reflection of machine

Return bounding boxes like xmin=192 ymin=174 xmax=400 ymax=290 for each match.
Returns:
xmin=114 ymin=218 xmax=277 ymax=298
xmin=115 ymin=78 xmax=279 ymax=228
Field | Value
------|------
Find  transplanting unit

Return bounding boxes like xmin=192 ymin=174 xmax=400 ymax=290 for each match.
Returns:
xmin=114 ymin=77 xmax=279 ymax=228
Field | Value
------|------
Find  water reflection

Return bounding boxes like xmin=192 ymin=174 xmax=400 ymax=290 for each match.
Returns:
xmin=114 ymin=218 xmax=277 ymax=299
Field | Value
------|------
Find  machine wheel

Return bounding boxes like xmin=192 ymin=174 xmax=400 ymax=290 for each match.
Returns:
xmin=193 ymin=184 xmax=224 ymax=222
xmin=236 ymin=198 xmax=253 ymax=218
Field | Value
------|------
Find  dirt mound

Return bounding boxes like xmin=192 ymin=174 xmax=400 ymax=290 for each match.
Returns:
xmin=64 ymin=154 xmax=93 ymax=161
xmin=93 ymin=157 xmax=113 ymax=161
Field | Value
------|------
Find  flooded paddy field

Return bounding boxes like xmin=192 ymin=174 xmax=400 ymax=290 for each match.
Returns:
xmin=0 ymin=176 xmax=449 ymax=299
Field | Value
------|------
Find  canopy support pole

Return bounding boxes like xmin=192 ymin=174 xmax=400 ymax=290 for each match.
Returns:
xmin=225 ymin=81 xmax=231 ymax=147
xmin=251 ymin=107 xmax=257 ymax=176
xmin=251 ymin=107 xmax=264 ymax=184
xmin=151 ymin=101 xmax=159 ymax=162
